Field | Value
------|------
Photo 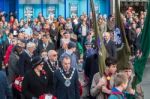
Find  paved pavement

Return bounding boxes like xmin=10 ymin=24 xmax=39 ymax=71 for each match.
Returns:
xmin=141 ymin=61 xmax=150 ymax=99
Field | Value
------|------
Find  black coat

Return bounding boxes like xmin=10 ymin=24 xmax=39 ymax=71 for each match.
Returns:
xmin=84 ymin=54 xmax=99 ymax=84
xmin=104 ymin=40 xmax=117 ymax=59
xmin=128 ymin=28 xmax=136 ymax=45
xmin=22 ymin=69 xmax=50 ymax=99
xmin=37 ymin=41 xmax=55 ymax=53
xmin=17 ymin=51 xmax=33 ymax=76
xmin=43 ymin=60 xmax=58 ymax=94
xmin=134 ymin=33 xmax=141 ymax=52
xmin=49 ymin=29 xmax=58 ymax=43
xmin=54 ymin=68 xmax=80 ymax=99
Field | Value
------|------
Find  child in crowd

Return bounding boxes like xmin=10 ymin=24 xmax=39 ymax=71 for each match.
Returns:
xmin=121 ymin=63 xmax=144 ymax=99
xmin=90 ymin=57 xmax=117 ymax=99
xmin=109 ymin=73 xmax=128 ymax=99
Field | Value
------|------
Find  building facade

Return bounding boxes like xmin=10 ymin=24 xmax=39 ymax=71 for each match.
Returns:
xmin=0 ymin=0 xmax=111 ymax=20
xmin=120 ymin=0 xmax=148 ymax=13
xmin=0 ymin=0 xmax=148 ymax=20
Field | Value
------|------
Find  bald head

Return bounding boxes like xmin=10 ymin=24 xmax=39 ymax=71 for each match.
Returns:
xmin=48 ymin=50 xmax=58 ymax=62
xmin=104 ymin=32 xmax=111 ymax=41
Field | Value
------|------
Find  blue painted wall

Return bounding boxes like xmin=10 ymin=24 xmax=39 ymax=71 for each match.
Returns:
xmin=0 ymin=0 xmax=18 ymax=13
xmin=42 ymin=2 xmax=65 ymax=18
xmin=19 ymin=4 xmax=42 ymax=20
xmin=0 ymin=0 xmax=111 ymax=20
xmin=65 ymin=0 xmax=87 ymax=18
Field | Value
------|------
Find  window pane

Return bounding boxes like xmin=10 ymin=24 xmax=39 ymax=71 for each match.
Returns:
xmin=19 ymin=0 xmax=41 ymax=4
xmin=43 ymin=0 xmax=59 ymax=4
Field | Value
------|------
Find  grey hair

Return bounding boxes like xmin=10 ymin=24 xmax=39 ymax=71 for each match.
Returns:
xmin=60 ymin=54 xmax=71 ymax=64
xmin=26 ymin=42 xmax=36 ymax=49
xmin=48 ymin=50 xmax=57 ymax=56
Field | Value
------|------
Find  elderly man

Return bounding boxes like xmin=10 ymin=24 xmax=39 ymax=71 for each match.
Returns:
xmin=43 ymin=50 xmax=59 ymax=94
xmin=104 ymin=32 xmax=117 ymax=59
xmin=17 ymin=42 xmax=36 ymax=76
xmin=54 ymin=55 xmax=80 ymax=99
xmin=20 ymin=23 xmax=33 ymax=36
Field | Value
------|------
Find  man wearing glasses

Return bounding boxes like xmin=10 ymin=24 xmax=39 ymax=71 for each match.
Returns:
xmin=43 ymin=50 xmax=59 ymax=94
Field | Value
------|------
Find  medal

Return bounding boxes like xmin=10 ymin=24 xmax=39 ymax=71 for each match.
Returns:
xmin=65 ymin=79 xmax=71 ymax=87
xmin=46 ymin=61 xmax=58 ymax=73
xmin=60 ymin=68 xmax=75 ymax=87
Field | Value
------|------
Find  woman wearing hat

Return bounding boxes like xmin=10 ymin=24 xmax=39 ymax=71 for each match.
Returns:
xmin=22 ymin=56 xmax=52 ymax=99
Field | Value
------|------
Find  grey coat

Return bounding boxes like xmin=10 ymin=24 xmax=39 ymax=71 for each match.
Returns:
xmin=8 ymin=52 xmax=20 ymax=84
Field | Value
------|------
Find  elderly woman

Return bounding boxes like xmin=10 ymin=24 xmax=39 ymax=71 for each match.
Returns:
xmin=22 ymin=56 xmax=52 ymax=99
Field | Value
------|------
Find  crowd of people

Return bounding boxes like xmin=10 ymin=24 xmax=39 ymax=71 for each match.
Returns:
xmin=0 ymin=6 xmax=145 ymax=99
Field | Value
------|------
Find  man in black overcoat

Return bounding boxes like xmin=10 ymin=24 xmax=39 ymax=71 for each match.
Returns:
xmin=43 ymin=50 xmax=59 ymax=94
xmin=53 ymin=55 xmax=80 ymax=99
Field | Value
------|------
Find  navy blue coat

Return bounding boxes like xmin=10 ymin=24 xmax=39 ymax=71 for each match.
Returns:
xmin=17 ymin=51 xmax=33 ymax=76
xmin=0 ymin=71 xmax=12 ymax=99
xmin=104 ymin=40 xmax=117 ymax=59
xmin=37 ymin=41 xmax=55 ymax=54
xmin=54 ymin=68 xmax=80 ymax=99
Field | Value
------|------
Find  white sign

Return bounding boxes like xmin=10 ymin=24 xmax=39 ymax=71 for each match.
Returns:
xmin=47 ymin=6 xmax=56 ymax=17
xmin=95 ymin=5 xmax=99 ymax=13
xmin=24 ymin=6 xmax=34 ymax=18
xmin=70 ymin=3 xmax=78 ymax=17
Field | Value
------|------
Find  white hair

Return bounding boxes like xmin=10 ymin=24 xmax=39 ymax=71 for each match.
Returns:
xmin=48 ymin=50 xmax=57 ymax=56
xmin=26 ymin=42 xmax=36 ymax=49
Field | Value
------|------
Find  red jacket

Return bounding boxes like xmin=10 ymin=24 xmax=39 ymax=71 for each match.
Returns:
xmin=4 ymin=45 xmax=14 ymax=65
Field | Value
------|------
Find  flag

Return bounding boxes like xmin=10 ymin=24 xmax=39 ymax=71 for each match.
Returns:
xmin=90 ymin=0 xmax=107 ymax=76
xmin=132 ymin=4 xmax=150 ymax=89
xmin=115 ymin=0 xmax=131 ymax=70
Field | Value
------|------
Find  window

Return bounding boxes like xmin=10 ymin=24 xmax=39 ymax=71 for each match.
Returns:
xmin=43 ymin=0 xmax=59 ymax=4
xmin=19 ymin=0 xmax=41 ymax=4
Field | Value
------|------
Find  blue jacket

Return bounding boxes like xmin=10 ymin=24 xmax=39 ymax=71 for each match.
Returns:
xmin=0 ymin=71 xmax=12 ymax=99
xmin=108 ymin=87 xmax=126 ymax=99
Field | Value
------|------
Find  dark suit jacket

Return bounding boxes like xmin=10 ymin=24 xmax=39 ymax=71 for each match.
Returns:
xmin=43 ymin=60 xmax=58 ymax=94
xmin=84 ymin=53 xmax=99 ymax=85
xmin=17 ymin=51 xmax=33 ymax=76
xmin=49 ymin=29 xmax=58 ymax=43
xmin=54 ymin=68 xmax=80 ymax=99
xmin=134 ymin=33 xmax=141 ymax=52
xmin=37 ymin=41 xmax=55 ymax=54
xmin=104 ymin=40 xmax=117 ymax=59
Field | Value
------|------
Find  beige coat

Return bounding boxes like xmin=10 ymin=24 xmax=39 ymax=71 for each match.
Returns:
xmin=125 ymin=74 xmax=144 ymax=99
xmin=90 ymin=72 xmax=114 ymax=99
